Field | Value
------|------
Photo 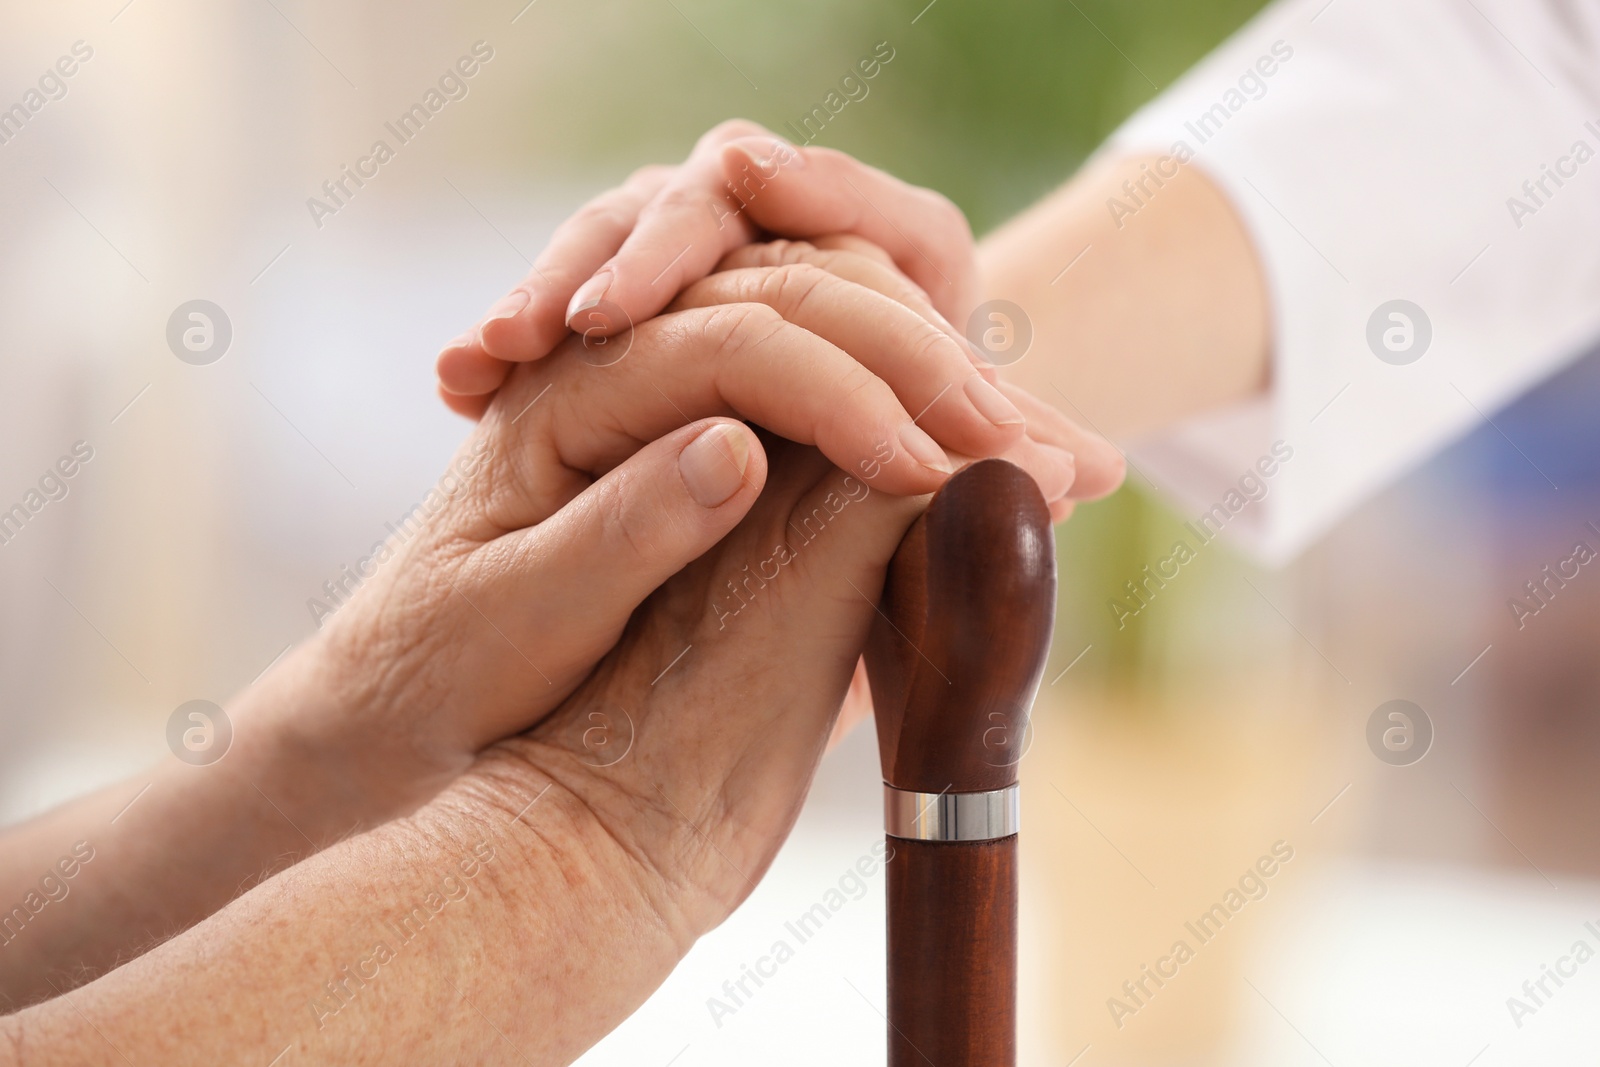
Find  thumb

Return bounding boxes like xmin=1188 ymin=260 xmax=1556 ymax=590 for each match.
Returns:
xmin=458 ymin=418 xmax=767 ymax=745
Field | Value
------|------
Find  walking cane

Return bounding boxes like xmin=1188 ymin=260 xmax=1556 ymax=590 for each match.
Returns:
xmin=865 ymin=458 xmax=1056 ymax=1066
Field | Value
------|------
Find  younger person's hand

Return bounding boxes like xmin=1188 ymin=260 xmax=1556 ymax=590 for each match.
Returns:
xmin=432 ymin=121 xmax=1124 ymax=525
xmin=435 ymin=119 xmax=983 ymax=415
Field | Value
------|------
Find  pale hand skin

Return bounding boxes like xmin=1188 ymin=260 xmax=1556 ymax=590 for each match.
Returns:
xmin=435 ymin=120 xmax=1269 ymax=458
xmin=431 ymin=119 xmax=1129 ymax=524
xmin=980 ymin=152 xmax=1271 ymax=439
xmin=2 ymin=421 xmax=938 ymax=1067
xmin=0 ymin=240 xmax=1052 ymax=1014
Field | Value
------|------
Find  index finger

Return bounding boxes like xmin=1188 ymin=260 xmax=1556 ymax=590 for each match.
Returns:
xmin=557 ymin=121 xmax=780 ymax=332
xmin=565 ymin=135 xmax=980 ymax=339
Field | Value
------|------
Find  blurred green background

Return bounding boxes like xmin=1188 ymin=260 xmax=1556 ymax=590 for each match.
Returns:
xmin=518 ymin=0 xmax=1269 ymax=231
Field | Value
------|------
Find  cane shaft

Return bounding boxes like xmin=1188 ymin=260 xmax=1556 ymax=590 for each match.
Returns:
xmin=886 ymin=836 xmax=1017 ymax=1067
xmin=867 ymin=460 xmax=1052 ymax=1067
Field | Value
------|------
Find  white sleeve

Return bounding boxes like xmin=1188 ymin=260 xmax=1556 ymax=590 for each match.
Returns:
xmin=1102 ymin=0 xmax=1600 ymax=564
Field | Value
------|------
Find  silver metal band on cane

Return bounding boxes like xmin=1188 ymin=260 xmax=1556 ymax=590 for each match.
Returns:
xmin=883 ymin=784 xmax=1020 ymax=842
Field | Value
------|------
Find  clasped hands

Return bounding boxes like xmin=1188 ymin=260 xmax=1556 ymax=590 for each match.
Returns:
xmin=2 ymin=121 xmax=1121 ymax=1065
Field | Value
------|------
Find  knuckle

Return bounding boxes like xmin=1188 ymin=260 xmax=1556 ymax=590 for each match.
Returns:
xmin=591 ymin=469 xmax=665 ymax=568
xmin=768 ymin=239 xmax=822 ymax=265
xmin=812 ymin=233 xmax=890 ymax=264
xmin=764 ymin=262 xmax=831 ymax=311
xmin=715 ymin=239 xmax=816 ymax=273
xmin=564 ymin=197 xmax=635 ymax=237
xmin=700 ymin=302 xmax=787 ymax=361
xmin=648 ymin=183 xmax=710 ymax=217
xmin=835 ymin=360 xmax=882 ymax=405
xmin=819 ymin=363 xmax=887 ymax=440
xmin=909 ymin=319 xmax=958 ymax=365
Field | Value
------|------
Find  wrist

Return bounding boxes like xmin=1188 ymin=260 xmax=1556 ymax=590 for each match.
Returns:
xmin=233 ymin=633 xmax=470 ymax=839
xmin=394 ymin=746 xmax=699 ymax=1063
xmin=442 ymin=740 xmax=704 ymax=949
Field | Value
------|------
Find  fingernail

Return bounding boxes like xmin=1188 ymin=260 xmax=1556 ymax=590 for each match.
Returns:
xmin=898 ymin=423 xmax=950 ymax=474
xmin=566 ymin=270 xmax=613 ymax=325
xmin=485 ymin=289 xmax=530 ymax=324
xmin=740 ymin=139 xmax=804 ymax=171
xmin=680 ymin=423 xmax=750 ymax=507
xmin=964 ymin=375 xmax=1024 ymax=427
xmin=439 ymin=329 xmax=475 ymax=354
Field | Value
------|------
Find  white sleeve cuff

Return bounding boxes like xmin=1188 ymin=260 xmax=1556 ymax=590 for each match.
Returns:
xmin=1101 ymin=0 xmax=1600 ymax=564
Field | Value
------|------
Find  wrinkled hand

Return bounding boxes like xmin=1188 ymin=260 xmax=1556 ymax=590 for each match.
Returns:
xmin=433 ymin=432 xmax=930 ymax=1065
xmin=3 ymin=242 xmax=1091 ymax=1062
xmin=7 ymin=438 xmax=939 ymax=1067
xmin=261 ymin=235 xmax=1099 ymax=831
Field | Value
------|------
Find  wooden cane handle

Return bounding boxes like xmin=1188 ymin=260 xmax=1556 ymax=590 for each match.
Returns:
xmin=865 ymin=458 xmax=1056 ymax=1067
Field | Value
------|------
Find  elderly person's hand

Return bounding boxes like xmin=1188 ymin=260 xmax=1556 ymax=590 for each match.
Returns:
xmin=0 ymin=236 xmax=1084 ymax=1010
xmin=3 ymin=254 xmax=997 ymax=1064
xmin=6 ymin=434 xmax=928 ymax=1066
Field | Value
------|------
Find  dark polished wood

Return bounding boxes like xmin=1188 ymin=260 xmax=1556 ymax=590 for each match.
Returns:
xmin=866 ymin=458 xmax=1056 ymax=1067
xmin=868 ymin=460 xmax=1057 ymax=793
xmin=885 ymin=838 xmax=1018 ymax=1066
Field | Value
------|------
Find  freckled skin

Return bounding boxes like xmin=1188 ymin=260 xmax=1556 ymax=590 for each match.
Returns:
xmin=0 ymin=237 xmax=1102 ymax=1064
xmin=2 ymin=437 xmax=928 ymax=1065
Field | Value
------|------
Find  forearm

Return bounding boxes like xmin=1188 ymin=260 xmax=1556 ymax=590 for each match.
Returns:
xmin=979 ymin=153 xmax=1272 ymax=440
xmin=3 ymin=749 xmax=681 ymax=1066
xmin=0 ymin=642 xmax=460 ymax=1008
